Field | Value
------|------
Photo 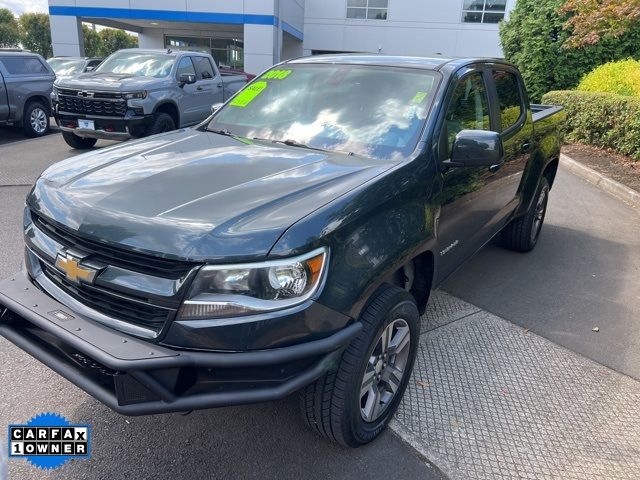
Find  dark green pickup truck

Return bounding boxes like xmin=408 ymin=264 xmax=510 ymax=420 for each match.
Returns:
xmin=0 ymin=55 xmax=564 ymax=447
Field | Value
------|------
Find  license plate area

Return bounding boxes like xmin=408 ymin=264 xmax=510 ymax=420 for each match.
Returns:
xmin=78 ymin=119 xmax=95 ymax=130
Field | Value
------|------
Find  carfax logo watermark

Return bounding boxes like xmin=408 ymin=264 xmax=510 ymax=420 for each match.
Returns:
xmin=7 ymin=413 xmax=91 ymax=470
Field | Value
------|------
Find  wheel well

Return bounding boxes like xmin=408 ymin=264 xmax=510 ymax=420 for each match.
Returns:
xmin=154 ymin=102 xmax=180 ymax=127
xmin=387 ymin=251 xmax=435 ymax=315
xmin=543 ymin=158 xmax=559 ymax=189
xmin=23 ymin=95 xmax=51 ymax=118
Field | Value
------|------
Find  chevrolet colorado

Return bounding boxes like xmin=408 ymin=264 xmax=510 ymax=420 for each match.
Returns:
xmin=0 ymin=56 xmax=564 ymax=447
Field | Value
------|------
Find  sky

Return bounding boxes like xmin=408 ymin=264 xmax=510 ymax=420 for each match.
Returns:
xmin=0 ymin=0 xmax=48 ymax=15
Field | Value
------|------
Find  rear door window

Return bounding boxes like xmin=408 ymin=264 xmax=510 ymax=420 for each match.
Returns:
xmin=193 ymin=56 xmax=215 ymax=80
xmin=1 ymin=57 xmax=49 ymax=75
xmin=492 ymin=70 xmax=524 ymax=132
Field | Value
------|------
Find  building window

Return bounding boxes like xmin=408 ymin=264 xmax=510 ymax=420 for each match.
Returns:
xmin=347 ymin=0 xmax=388 ymax=20
xmin=462 ymin=0 xmax=507 ymax=24
xmin=164 ymin=35 xmax=244 ymax=70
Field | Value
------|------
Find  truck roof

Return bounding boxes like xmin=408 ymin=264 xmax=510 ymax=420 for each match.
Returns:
xmin=114 ymin=48 xmax=211 ymax=57
xmin=288 ymin=54 xmax=510 ymax=72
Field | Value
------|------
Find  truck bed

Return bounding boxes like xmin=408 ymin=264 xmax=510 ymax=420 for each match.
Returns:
xmin=531 ymin=104 xmax=564 ymax=123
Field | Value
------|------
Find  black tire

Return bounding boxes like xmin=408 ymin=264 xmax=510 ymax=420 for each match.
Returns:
xmin=501 ymin=176 xmax=550 ymax=252
xmin=62 ymin=131 xmax=98 ymax=150
xmin=23 ymin=101 xmax=49 ymax=138
xmin=300 ymin=284 xmax=420 ymax=447
xmin=147 ymin=112 xmax=176 ymax=136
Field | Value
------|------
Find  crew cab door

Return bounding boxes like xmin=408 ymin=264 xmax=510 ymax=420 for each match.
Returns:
xmin=485 ymin=67 xmax=533 ymax=218
xmin=0 ymin=70 xmax=8 ymax=122
xmin=176 ymin=56 xmax=201 ymax=126
xmin=192 ymin=56 xmax=224 ymax=119
xmin=434 ymin=67 xmax=509 ymax=282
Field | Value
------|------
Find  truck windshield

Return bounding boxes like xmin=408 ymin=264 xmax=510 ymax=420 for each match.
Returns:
xmin=95 ymin=52 xmax=174 ymax=78
xmin=48 ymin=58 xmax=85 ymax=75
xmin=207 ymin=64 xmax=438 ymax=160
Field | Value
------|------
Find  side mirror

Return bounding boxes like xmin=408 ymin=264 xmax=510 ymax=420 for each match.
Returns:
xmin=179 ymin=73 xmax=196 ymax=86
xmin=447 ymin=130 xmax=504 ymax=168
xmin=211 ymin=103 xmax=223 ymax=114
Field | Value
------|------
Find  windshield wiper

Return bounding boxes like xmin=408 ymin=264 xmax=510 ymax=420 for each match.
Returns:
xmin=207 ymin=128 xmax=236 ymax=137
xmin=262 ymin=138 xmax=330 ymax=153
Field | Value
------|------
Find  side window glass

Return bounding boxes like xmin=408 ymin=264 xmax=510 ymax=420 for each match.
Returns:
xmin=1 ymin=57 xmax=48 ymax=75
xmin=193 ymin=56 xmax=215 ymax=80
xmin=442 ymin=72 xmax=490 ymax=158
xmin=176 ymin=56 xmax=196 ymax=78
xmin=493 ymin=70 xmax=524 ymax=131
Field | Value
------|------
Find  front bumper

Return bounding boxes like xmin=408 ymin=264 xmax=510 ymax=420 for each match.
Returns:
xmin=53 ymin=106 xmax=152 ymax=140
xmin=0 ymin=274 xmax=361 ymax=415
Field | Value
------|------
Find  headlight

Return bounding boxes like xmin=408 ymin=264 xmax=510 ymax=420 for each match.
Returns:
xmin=123 ymin=91 xmax=147 ymax=100
xmin=177 ymin=247 xmax=328 ymax=320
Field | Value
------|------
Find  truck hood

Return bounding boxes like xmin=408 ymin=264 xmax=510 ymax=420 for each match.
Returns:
xmin=28 ymin=130 xmax=395 ymax=262
xmin=55 ymin=72 xmax=161 ymax=90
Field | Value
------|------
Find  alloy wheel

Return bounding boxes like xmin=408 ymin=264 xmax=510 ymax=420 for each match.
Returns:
xmin=360 ymin=318 xmax=411 ymax=422
xmin=30 ymin=108 xmax=47 ymax=134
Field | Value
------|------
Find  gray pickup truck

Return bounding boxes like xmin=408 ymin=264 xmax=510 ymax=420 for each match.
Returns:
xmin=52 ymin=49 xmax=246 ymax=149
xmin=0 ymin=51 xmax=55 ymax=137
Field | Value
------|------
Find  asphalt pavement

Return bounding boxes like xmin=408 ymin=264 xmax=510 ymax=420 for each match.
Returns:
xmin=0 ymin=134 xmax=442 ymax=480
xmin=444 ymin=167 xmax=640 ymax=380
xmin=1 ymin=133 xmax=639 ymax=478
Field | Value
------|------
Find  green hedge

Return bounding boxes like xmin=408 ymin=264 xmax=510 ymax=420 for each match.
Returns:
xmin=542 ymin=90 xmax=640 ymax=159
xmin=578 ymin=59 xmax=640 ymax=97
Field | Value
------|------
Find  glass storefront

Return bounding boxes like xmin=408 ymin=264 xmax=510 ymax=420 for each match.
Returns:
xmin=164 ymin=35 xmax=244 ymax=70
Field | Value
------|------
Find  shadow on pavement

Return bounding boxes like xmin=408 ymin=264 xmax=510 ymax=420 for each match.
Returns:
xmin=0 ymin=123 xmax=60 ymax=147
xmin=45 ymin=396 xmax=440 ymax=480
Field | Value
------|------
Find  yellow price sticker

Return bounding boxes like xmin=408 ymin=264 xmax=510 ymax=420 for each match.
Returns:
xmin=411 ymin=91 xmax=428 ymax=104
xmin=229 ymin=81 xmax=267 ymax=107
xmin=261 ymin=69 xmax=293 ymax=80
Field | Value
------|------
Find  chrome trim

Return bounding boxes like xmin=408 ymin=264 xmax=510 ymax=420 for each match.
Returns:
xmin=34 ymin=269 xmax=158 ymax=339
xmin=59 ymin=125 xmax=132 ymax=140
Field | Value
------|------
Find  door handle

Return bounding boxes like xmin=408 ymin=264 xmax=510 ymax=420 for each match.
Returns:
xmin=489 ymin=164 xmax=502 ymax=173
xmin=196 ymin=86 xmax=204 ymax=91
xmin=520 ymin=141 xmax=532 ymax=153
xmin=216 ymin=83 xmax=223 ymax=88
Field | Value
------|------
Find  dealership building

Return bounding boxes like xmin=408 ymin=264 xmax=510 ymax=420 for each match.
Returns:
xmin=49 ymin=1 xmax=516 ymax=75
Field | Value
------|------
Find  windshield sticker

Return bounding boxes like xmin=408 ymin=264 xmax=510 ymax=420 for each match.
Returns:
xmin=229 ymin=81 xmax=267 ymax=107
xmin=411 ymin=91 xmax=428 ymax=104
xmin=262 ymin=69 xmax=292 ymax=80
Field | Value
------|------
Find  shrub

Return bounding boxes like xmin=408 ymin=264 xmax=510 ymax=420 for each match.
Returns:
xmin=542 ymin=90 xmax=640 ymax=159
xmin=500 ymin=0 xmax=640 ymax=103
xmin=578 ymin=59 xmax=640 ymax=97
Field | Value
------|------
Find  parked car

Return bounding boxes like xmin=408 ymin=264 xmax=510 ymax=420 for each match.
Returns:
xmin=219 ymin=66 xmax=256 ymax=81
xmin=51 ymin=48 xmax=247 ymax=149
xmin=47 ymin=57 xmax=103 ymax=78
xmin=0 ymin=51 xmax=55 ymax=137
xmin=0 ymin=56 xmax=565 ymax=447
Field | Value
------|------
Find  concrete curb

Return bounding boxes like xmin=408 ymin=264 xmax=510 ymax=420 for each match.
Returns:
xmin=560 ymin=153 xmax=640 ymax=208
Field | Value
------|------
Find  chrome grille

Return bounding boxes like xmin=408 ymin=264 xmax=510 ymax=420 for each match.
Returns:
xmin=28 ymin=211 xmax=198 ymax=336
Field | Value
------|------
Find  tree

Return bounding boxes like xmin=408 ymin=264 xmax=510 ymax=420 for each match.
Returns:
xmin=18 ymin=13 xmax=51 ymax=58
xmin=561 ymin=0 xmax=640 ymax=48
xmin=0 ymin=8 xmax=20 ymax=48
xmin=82 ymin=24 xmax=102 ymax=57
xmin=499 ymin=0 xmax=640 ymax=102
xmin=98 ymin=28 xmax=138 ymax=57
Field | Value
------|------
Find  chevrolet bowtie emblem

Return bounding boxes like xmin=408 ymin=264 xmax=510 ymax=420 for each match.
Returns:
xmin=55 ymin=253 xmax=98 ymax=285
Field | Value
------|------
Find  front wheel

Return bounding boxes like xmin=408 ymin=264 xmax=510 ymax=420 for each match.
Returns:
xmin=62 ymin=131 xmax=98 ymax=149
xmin=300 ymin=284 xmax=420 ymax=447
xmin=501 ymin=176 xmax=550 ymax=252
